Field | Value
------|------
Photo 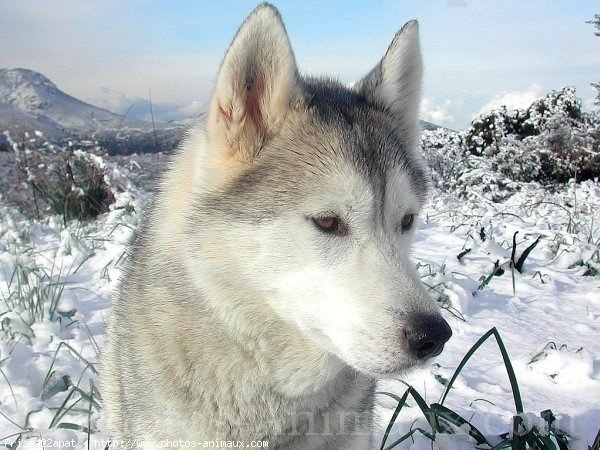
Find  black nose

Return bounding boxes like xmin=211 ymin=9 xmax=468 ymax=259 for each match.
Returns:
xmin=404 ymin=315 xmax=452 ymax=360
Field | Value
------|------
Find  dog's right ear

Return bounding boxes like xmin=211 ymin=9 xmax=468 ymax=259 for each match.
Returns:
xmin=207 ymin=3 xmax=301 ymax=164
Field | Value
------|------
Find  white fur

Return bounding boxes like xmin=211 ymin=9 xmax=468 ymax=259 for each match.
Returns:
xmin=102 ymin=4 xmax=449 ymax=449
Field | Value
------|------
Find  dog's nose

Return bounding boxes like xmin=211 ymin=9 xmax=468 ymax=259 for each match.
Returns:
xmin=404 ymin=315 xmax=452 ymax=360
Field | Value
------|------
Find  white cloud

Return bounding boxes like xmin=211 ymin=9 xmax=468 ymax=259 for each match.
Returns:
xmin=176 ymin=100 xmax=206 ymax=118
xmin=86 ymin=87 xmax=206 ymax=122
xmin=583 ymin=93 xmax=599 ymax=112
xmin=473 ymin=83 xmax=544 ymax=118
xmin=420 ymin=97 xmax=455 ymax=126
xmin=87 ymin=87 xmax=137 ymax=115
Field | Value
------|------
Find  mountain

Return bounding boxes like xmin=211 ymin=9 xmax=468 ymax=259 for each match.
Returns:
xmin=0 ymin=68 xmax=184 ymax=154
xmin=420 ymin=121 xmax=439 ymax=131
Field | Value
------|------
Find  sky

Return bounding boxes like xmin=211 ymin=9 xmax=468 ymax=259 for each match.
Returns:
xmin=1 ymin=0 xmax=599 ymax=129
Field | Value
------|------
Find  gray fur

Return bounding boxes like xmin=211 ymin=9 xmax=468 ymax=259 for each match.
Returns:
xmin=102 ymin=4 xmax=450 ymax=449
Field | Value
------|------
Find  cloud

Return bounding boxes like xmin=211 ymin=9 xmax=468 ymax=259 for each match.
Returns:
xmin=176 ymin=100 xmax=206 ymax=118
xmin=583 ymin=92 xmax=600 ymax=112
xmin=473 ymin=83 xmax=544 ymax=118
xmin=86 ymin=87 xmax=137 ymax=116
xmin=420 ymin=98 xmax=455 ymax=126
xmin=86 ymin=87 xmax=206 ymax=122
xmin=0 ymin=1 xmax=219 ymax=110
xmin=579 ymin=84 xmax=600 ymax=113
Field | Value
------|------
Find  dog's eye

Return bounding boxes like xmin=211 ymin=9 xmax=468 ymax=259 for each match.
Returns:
xmin=312 ymin=217 xmax=348 ymax=236
xmin=400 ymin=214 xmax=415 ymax=233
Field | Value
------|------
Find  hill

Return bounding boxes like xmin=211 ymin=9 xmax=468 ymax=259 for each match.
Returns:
xmin=0 ymin=68 xmax=184 ymax=153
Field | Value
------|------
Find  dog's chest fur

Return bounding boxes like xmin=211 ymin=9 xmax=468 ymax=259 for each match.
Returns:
xmin=104 ymin=232 xmax=376 ymax=447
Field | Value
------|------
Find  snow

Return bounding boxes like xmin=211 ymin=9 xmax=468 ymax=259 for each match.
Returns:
xmin=0 ymin=144 xmax=598 ymax=448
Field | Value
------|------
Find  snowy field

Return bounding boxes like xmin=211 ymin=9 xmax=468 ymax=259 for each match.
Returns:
xmin=0 ymin=141 xmax=599 ymax=449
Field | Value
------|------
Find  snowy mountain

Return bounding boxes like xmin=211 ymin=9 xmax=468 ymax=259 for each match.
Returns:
xmin=0 ymin=68 xmax=184 ymax=153
xmin=420 ymin=120 xmax=439 ymax=131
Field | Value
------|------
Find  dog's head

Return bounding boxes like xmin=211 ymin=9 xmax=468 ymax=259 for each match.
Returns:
xmin=189 ymin=4 xmax=451 ymax=377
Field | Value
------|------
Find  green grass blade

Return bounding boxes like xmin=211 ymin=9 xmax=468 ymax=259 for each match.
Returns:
xmin=515 ymin=236 xmax=541 ymax=273
xmin=69 ymin=385 xmax=101 ymax=410
xmin=376 ymin=391 xmax=409 ymax=404
xmin=556 ymin=435 xmax=570 ymax=450
xmin=379 ymin=389 xmax=410 ymax=450
xmin=490 ymin=436 xmax=512 ymax=450
xmin=48 ymin=387 xmax=78 ymax=428
xmin=492 ymin=330 xmax=523 ymax=413
xmin=439 ymin=328 xmax=523 ymax=414
xmin=406 ymin=387 xmax=441 ymax=432
xmin=41 ymin=341 xmax=98 ymax=393
xmin=4 ymin=433 xmax=22 ymax=450
xmin=511 ymin=232 xmax=519 ymax=265
xmin=430 ymin=403 xmax=489 ymax=446
xmin=523 ymin=429 xmax=544 ymax=449
xmin=384 ymin=427 xmax=435 ymax=450
xmin=57 ymin=422 xmax=91 ymax=434
xmin=538 ymin=431 xmax=558 ymax=450
xmin=439 ymin=328 xmax=496 ymax=405
xmin=512 ymin=415 xmax=526 ymax=450
xmin=457 ymin=248 xmax=472 ymax=262
xmin=0 ymin=410 xmax=25 ymax=431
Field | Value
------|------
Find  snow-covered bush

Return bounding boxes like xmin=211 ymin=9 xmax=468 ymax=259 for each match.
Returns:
xmin=6 ymin=134 xmax=117 ymax=222
xmin=49 ymin=147 xmax=116 ymax=223
xmin=423 ymin=86 xmax=600 ymax=199
xmin=422 ymin=127 xmax=522 ymax=202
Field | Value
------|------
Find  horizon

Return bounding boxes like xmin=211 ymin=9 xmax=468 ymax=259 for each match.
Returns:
xmin=1 ymin=1 xmax=599 ymax=129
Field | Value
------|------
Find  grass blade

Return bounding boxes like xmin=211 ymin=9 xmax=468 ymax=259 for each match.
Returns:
xmin=511 ymin=232 xmax=519 ymax=265
xmin=439 ymin=327 xmax=523 ymax=414
xmin=379 ymin=389 xmax=410 ymax=450
xmin=57 ymin=422 xmax=91 ymax=434
xmin=430 ymin=403 xmax=489 ymax=446
xmin=512 ymin=415 xmax=526 ymax=450
xmin=439 ymin=328 xmax=496 ymax=405
xmin=405 ymin=387 xmax=441 ymax=433
xmin=384 ymin=427 xmax=435 ymax=450
xmin=457 ymin=248 xmax=472 ymax=262
xmin=515 ymin=236 xmax=541 ymax=273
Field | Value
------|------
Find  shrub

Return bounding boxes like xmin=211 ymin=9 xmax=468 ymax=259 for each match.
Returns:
xmin=423 ymin=86 xmax=600 ymax=199
xmin=8 ymin=135 xmax=116 ymax=223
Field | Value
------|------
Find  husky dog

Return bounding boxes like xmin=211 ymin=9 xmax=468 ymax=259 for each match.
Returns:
xmin=102 ymin=3 xmax=451 ymax=448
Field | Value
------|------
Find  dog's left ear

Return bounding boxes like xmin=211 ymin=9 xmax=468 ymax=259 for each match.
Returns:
xmin=207 ymin=4 xmax=301 ymax=164
xmin=354 ymin=20 xmax=422 ymax=150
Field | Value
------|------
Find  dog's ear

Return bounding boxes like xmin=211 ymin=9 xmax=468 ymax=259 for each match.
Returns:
xmin=207 ymin=3 xmax=300 ymax=163
xmin=354 ymin=20 xmax=422 ymax=149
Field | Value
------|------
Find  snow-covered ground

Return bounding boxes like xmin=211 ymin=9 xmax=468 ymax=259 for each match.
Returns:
xmin=378 ymin=180 xmax=600 ymax=449
xmin=0 ymin=151 xmax=598 ymax=449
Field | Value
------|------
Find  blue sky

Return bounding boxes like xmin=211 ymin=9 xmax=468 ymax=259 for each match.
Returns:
xmin=1 ymin=0 xmax=599 ymax=129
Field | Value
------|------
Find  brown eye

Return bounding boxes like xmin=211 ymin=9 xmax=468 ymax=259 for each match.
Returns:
xmin=312 ymin=217 xmax=348 ymax=236
xmin=400 ymin=214 xmax=414 ymax=232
